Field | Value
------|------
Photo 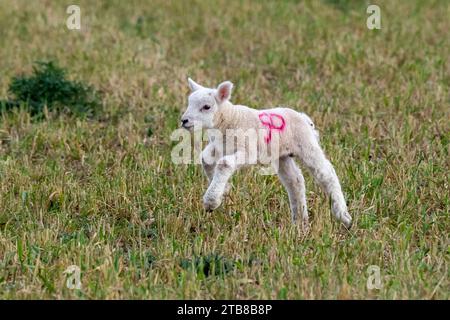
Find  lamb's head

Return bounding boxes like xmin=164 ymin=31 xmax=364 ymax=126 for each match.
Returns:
xmin=181 ymin=78 xmax=233 ymax=130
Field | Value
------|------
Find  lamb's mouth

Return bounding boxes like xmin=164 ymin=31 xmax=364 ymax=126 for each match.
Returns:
xmin=182 ymin=124 xmax=194 ymax=130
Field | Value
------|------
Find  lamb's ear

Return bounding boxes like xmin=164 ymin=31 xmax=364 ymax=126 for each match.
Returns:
xmin=215 ymin=81 xmax=233 ymax=103
xmin=188 ymin=78 xmax=204 ymax=92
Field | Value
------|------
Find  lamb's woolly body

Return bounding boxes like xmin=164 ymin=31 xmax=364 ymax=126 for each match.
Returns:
xmin=213 ymin=102 xmax=319 ymax=161
xmin=181 ymin=79 xmax=352 ymax=229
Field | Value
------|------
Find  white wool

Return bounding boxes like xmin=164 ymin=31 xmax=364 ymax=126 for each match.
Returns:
xmin=181 ymin=78 xmax=352 ymax=229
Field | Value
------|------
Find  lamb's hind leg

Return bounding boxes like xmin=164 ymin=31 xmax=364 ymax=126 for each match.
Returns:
xmin=297 ymin=141 xmax=352 ymax=228
xmin=277 ymin=156 xmax=308 ymax=227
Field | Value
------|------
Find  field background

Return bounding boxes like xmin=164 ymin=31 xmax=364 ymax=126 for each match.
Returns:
xmin=0 ymin=0 xmax=448 ymax=299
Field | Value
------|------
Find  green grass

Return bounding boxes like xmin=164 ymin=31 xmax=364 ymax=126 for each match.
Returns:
xmin=0 ymin=0 xmax=448 ymax=299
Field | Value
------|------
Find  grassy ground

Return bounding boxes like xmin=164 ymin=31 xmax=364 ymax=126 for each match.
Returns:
xmin=0 ymin=0 xmax=448 ymax=299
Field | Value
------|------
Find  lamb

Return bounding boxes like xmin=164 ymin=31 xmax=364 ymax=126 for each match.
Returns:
xmin=180 ymin=78 xmax=352 ymax=229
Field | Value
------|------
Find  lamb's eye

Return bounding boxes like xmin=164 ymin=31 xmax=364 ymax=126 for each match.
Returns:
xmin=202 ymin=105 xmax=211 ymax=111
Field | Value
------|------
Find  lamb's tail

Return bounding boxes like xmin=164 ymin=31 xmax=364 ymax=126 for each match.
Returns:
xmin=298 ymin=112 xmax=320 ymax=142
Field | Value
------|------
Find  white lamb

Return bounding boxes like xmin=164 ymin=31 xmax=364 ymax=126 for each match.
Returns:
xmin=180 ymin=78 xmax=352 ymax=229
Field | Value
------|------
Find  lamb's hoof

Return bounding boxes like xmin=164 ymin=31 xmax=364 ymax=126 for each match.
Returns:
xmin=203 ymin=195 xmax=222 ymax=212
xmin=223 ymin=183 xmax=232 ymax=196
xmin=340 ymin=212 xmax=353 ymax=229
xmin=301 ymin=220 xmax=310 ymax=232
xmin=293 ymin=217 xmax=310 ymax=232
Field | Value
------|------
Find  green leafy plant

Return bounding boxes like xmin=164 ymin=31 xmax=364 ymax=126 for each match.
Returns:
xmin=180 ymin=254 xmax=235 ymax=278
xmin=3 ymin=61 xmax=101 ymax=117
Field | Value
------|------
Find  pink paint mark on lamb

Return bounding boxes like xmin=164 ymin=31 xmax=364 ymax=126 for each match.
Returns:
xmin=258 ymin=112 xmax=286 ymax=144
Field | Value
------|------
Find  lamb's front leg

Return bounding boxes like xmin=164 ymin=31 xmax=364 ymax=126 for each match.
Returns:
xmin=201 ymin=144 xmax=217 ymax=183
xmin=203 ymin=153 xmax=241 ymax=211
xmin=201 ymin=144 xmax=231 ymax=195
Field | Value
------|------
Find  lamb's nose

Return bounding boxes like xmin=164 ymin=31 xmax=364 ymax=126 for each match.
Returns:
xmin=181 ymin=119 xmax=189 ymax=126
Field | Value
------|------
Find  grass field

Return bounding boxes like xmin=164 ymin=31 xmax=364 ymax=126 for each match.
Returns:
xmin=0 ymin=0 xmax=448 ymax=299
